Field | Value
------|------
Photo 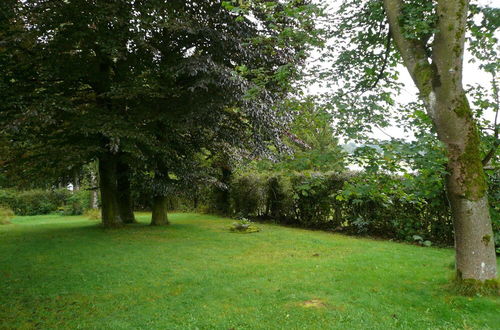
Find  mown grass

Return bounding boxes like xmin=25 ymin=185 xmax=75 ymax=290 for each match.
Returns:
xmin=0 ymin=213 xmax=499 ymax=329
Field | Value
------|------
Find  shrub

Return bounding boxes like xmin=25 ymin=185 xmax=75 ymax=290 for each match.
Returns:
xmin=266 ymin=175 xmax=294 ymax=222
xmin=84 ymin=208 xmax=101 ymax=220
xmin=0 ymin=206 xmax=14 ymax=225
xmin=230 ymin=174 xmax=267 ymax=217
xmin=10 ymin=190 xmax=58 ymax=215
xmin=0 ymin=188 xmax=92 ymax=216
xmin=290 ymin=172 xmax=347 ymax=228
xmin=0 ymin=190 xmax=16 ymax=209
xmin=59 ymin=190 xmax=91 ymax=216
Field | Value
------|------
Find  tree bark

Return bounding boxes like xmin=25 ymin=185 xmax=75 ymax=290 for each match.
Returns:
xmin=384 ymin=0 xmax=497 ymax=282
xmin=98 ymin=153 xmax=122 ymax=228
xmin=214 ymin=166 xmax=232 ymax=215
xmin=116 ymin=159 xmax=136 ymax=224
xmin=151 ymin=195 xmax=170 ymax=226
xmin=90 ymin=168 xmax=99 ymax=209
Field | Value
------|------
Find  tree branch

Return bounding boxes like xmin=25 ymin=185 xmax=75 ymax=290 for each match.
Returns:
xmin=369 ymin=30 xmax=392 ymax=90
xmin=382 ymin=0 xmax=434 ymax=97
xmin=431 ymin=0 xmax=469 ymax=95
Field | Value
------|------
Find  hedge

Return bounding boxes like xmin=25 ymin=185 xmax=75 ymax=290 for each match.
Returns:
xmin=0 ymin=189 xmax=92 ymax=216
xmin=219 ymin=171 xmax=499 ymax=247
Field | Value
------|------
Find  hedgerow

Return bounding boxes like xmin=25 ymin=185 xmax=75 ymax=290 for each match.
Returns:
xmin=0 ymin=189 xmax=92 ymax=216
xmin=222 ymin=170 xmax=465 ymax=246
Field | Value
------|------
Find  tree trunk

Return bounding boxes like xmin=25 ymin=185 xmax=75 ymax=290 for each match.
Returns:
xmin=73 ymin=169 xmax=80 ymax=191
xmin=98 ymin=153 xmax=122 ymax=228
xmin=90 ymin=166 xmax=99 ymax=209
xmin=193 ymin=193 xmax=199 ymax=210
xmin=116 ymin=159 xmax=136 ymax=224
xmin=384 ymin=0 xmax=497 ymax=284
xmin=151 ymin=195 xmax=170 ymax=226
xmin=214 ymin=166 xmax=232 ymax=215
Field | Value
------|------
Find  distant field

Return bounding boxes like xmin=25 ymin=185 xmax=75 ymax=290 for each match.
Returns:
xmin=1 ymin=213 xmax=498 ymax=329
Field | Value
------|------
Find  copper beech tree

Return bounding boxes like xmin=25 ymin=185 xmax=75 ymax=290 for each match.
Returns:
xmin=0 ymin=1 xmax=322 ymax=227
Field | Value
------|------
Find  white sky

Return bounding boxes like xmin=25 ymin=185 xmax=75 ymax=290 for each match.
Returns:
xmin=311 ymin=0 xmax=499 ymax=142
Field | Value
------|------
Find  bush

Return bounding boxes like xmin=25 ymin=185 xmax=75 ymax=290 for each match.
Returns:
xmin=230 ymin=174 xmax=267 ymax=217
xmin=84 ymin=208 xmax=101 ymax=220
xmin=0 ymin=206 xmax=14 ymax=225
xmin=59 ymin=190 xmax=91 ymax=215
xmin=487 ymin=171 xmax=500 ymax=254
xmin=10 ymin=190 xmax=59 ymax=215
xmin=0 ymin=188 xmax=92 ymax=216
xmin=266 ymin=175 xmax=295 ymax=222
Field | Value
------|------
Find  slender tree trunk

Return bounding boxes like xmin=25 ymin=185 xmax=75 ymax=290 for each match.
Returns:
xmin=384 ymin=0 xmax=497 ymax=283
xmin=73 ymin=168 xmax=80 ymax=191
xmin=116 ymin=159 xmax=136 ymax=224
xmin=91 ymin=189 xmax=99 ymax=209
xmin=90 ymin=167 xmax=99 ymax=209
xmin=193 ymin=192 xmax=199 ymax=210
xmin=151 ymin=195 xmax=170 ymax=226
xmin=215 ymin=166 xmax=232 ymax=215
xmin=98 ymin=153 xmax=122 ymax=228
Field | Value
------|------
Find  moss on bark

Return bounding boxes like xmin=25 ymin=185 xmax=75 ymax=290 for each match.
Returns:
xmin=414 ymin=61 xmax=434 ymax=97
xmin=458 ymin=125 xmax=487 ymax=200
xmin=452 ymin=276 xmax=500 ymax=296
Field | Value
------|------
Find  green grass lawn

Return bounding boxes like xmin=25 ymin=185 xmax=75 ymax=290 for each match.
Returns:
xmin=1 ymin=213 xmax=498 ymax=329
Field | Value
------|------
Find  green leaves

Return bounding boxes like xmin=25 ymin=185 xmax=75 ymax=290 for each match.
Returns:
xmin=399 ymin=0 xmax=437 ymax=41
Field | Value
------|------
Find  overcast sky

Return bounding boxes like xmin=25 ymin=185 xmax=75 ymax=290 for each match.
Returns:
xmin=312 ymin=0 xmax=499 ymax=142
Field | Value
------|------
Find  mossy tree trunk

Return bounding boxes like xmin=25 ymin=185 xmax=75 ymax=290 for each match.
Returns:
xmin=98 ymin=153 xmax=122 ymax=228
xmin=116 ymin=159 xmax=136 ymax=224
xmin=384 ymin=0 xmax=497 ymax=282
xmin=151 ymin=195 xmax=170 ymax=226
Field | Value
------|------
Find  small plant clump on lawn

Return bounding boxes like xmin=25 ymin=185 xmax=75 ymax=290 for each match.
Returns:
xmin=229 ymin=218 xmax=260 ymax=233
xmin=0 ymin=206 xmax=14 ymax=225
xmin=412 ymin=235 xmax=432 ymax=247
xmin=84 ymin=208 xmax=101 ymax=221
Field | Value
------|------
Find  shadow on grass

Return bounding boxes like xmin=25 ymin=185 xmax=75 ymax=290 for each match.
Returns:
xmin=1 ymin=219 xmax=211 ymax=250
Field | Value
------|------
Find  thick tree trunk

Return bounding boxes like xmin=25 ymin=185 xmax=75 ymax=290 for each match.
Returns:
xmin=98 ymin=153 xmax=122 ymax=228
xmin=116 ymin=159 xmax=136 ymax=224
xmin=151 ymin=195 xmax=170 ymax=226
xmin=448 ymin=193 xmax=496 ymax=280
xmin=384 ymin=0 xmax=497 ymax=284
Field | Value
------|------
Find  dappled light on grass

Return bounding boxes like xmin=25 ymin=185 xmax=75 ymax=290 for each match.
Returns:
xmin=0 ymin=213 xmax=498 ymax=329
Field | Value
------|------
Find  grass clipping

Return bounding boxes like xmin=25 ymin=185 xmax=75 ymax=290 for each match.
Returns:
xmin=229 ymin=218 xmax=260 ymax=234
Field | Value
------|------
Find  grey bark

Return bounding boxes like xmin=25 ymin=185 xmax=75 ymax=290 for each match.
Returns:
xmin=383 ymin=0 xmax=497 ymax=281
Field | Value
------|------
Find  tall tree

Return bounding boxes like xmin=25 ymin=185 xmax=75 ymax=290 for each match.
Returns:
xmin=383 ymin=0 xmax=496 ymax=285
xmin=1 ymin=0 xmax=322 ymax=227
xmin=330 ymin=0 xmax=498 ymax=287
